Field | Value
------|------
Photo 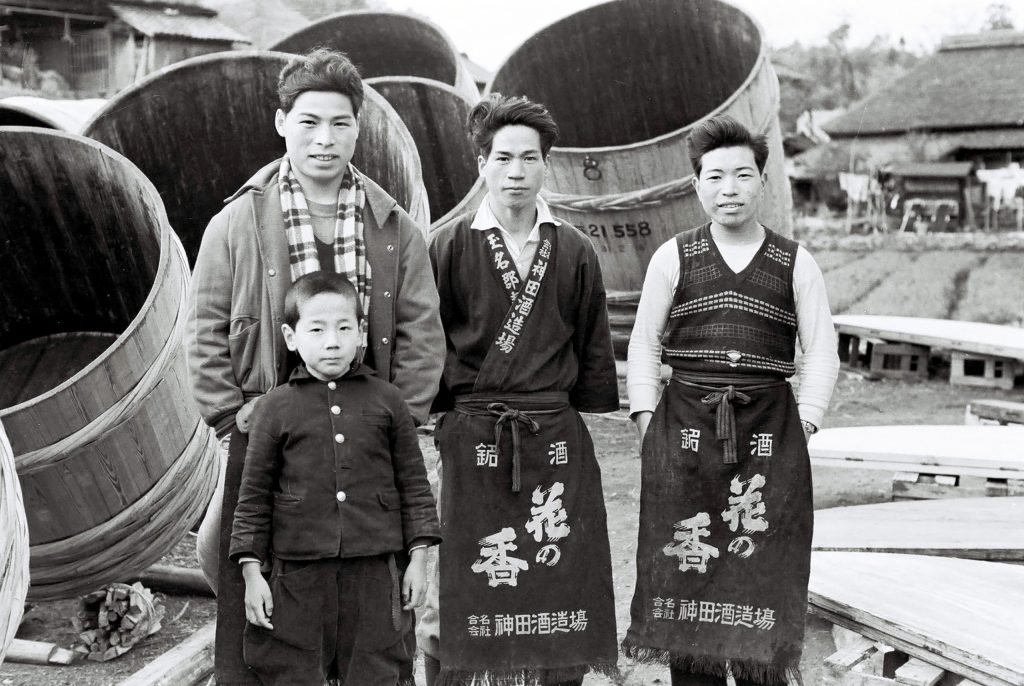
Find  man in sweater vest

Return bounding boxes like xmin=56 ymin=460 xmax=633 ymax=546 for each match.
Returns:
xmin=621 ymin=116 xmax=839 ymax=685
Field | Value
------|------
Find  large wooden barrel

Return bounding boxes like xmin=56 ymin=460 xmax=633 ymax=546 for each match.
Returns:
xmin=367 ymin=76 xmax=485 ymax=228
xmin=0 ymin=128 xmax=218 ymax=601
xmin=0 ymin=420 xmax=29 ymax=664
xmin=271 ymin=11 xmax=478 ymax=102
xmin=83 ymin=51 xmax=429 ymax=266
xmin=488 ymin=0 xmax=792 ymax=294
xmin=0 ymin=96 xmax=106 ymax=133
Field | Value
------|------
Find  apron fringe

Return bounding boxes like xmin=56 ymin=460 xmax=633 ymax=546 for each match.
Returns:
xmin=434 ymin=661 xmax=617 ymax=686
xmin=621 ymin=643 xmax=797 ymax=685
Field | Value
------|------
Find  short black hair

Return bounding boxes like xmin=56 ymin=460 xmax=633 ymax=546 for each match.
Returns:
xmin=278 ymin=47 xmax=364 ymax=116
xmin=283 ymin=271 xmax=361 ymax=328
xmin=686 ymin=115 xmax=769 ymax=177
xmin=467 ymin=93 xmax=559 ymax=158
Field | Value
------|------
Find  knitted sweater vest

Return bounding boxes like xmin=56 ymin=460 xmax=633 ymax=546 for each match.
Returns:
xmin=661 ymin=224 xmax=799 ymax=378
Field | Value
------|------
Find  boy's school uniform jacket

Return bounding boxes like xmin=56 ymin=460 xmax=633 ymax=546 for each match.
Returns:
xmin=229 ymin=364 xmax=440 ymax=563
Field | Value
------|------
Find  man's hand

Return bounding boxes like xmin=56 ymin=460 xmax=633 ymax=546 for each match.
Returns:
xmin=235 ymin=397 xmax=260 ymax=434
xmin=402 ymin=548 xmax=429 ymax=610
xmin=633 ymin=411 xmax=653 ymax=452
xmin=242 ymin=562 xmax=274 ymax=629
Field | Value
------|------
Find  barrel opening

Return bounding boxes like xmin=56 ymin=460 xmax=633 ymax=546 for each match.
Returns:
xmin=0 ymin=109 xmax=57 ymax=128
xmin=0 ymin=130 xmax=160 ymax=409
xmin=489 ymin=0 xmax=762 ymax=148
xmin=273 ymin=12 xmax=459 ymax=85
xmin=369 ymin=78 xmax=478 ymax=223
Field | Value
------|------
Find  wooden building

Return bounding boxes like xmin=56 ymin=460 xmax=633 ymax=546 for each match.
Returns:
xmin=0 ymin=0 xmax=249 ymax=96
xmin=817 ymin=31 xmax=1024 ymax=230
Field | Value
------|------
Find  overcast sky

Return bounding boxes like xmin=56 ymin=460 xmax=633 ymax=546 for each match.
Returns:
xmin=403 ymin=0 xmax=1024 ymax=71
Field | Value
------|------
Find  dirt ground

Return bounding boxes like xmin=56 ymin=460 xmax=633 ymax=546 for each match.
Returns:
xmin=2 ymin=371 xmax=1019 ymax=686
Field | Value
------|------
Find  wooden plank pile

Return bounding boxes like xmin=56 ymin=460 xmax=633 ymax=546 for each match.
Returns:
xmin=73 ymin=582 xmax=165 ymax=662
xmin=810 ymin=552 xmax=1024 ymax=686
xmin=824 ymin=626 xmax=981 ymax=686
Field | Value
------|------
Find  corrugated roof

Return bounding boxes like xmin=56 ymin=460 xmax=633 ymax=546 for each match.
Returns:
xmin=110 ymin=3 xmax=249 ymax=42
xmin=824 ymin=32 xmax=1024 ymax=137
xmin=886 ymin=162 xmax=973 ymax=178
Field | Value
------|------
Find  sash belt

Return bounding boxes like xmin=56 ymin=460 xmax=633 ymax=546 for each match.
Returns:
xmin=671 ymin=371 xmax=787 ymax=465
xmin=454 ymin=392 xmax=569 ymax=492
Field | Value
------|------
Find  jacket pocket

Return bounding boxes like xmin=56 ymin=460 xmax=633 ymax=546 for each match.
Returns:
xmin=377 ymin=489 xmax=401 ymax=510
xmin=228 ymin=317 xmax=260 ymax=386
xmin=245 ymin=560 xmax=326 ymax=651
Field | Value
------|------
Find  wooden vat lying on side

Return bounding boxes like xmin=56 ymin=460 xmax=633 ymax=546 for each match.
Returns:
xmin=0 ymin=420 xmax=29 ymax=663
xmin=368 ymin=76 xmax=486 ymax=229
xmin=488 ymin=0 xmax=792 ymax=295
xmin=0 ymin=96 xmax=106 ymax=133
xmin=83 ymin=51 xmax=428 ymax=265
xmin=0 ymin=128 xmax=217 ymax=600
xmin=271 ymin=10 xmax=478 ymax=102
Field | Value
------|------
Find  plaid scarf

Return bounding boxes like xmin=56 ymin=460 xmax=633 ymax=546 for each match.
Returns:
xmin=279 ymin=157 xmax=372 ymax=325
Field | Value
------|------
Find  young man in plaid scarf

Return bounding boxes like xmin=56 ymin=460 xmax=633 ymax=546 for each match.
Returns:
xmin=186 ymin=48 xmax=443 ymax=685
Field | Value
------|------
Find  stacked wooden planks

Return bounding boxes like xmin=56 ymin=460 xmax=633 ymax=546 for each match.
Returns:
xmin=809 ymin=552 xmax=1024 ymax=686
xmin=812 ymin=497 xmax=1024 ymax=562
xmin=808 ymin=425 xmax=1024 ymax=480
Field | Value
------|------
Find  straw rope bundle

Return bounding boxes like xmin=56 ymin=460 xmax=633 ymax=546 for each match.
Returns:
xmin=0 ymin=420 xmax=30 ymax=665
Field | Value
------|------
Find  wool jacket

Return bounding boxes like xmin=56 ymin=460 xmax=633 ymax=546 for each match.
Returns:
xmin=186 ymin=159 xmax=444 ymax=435
xmin=229 ymin=365 xmax=441 ymax=563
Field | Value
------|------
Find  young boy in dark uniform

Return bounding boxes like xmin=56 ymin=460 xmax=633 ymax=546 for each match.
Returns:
xmin=230 ymin=272 xmax=440 ymax=685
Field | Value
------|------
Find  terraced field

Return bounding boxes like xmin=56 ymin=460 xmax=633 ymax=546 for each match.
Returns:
xmin=817 ymin=249 xmax=1024 ymax=326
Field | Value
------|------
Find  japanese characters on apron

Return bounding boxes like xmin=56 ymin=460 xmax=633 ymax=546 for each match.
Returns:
xmin=622 ymin=226 xmax=811 ymax=686
xmin=435 ymin=226 xmax=617 ymax=686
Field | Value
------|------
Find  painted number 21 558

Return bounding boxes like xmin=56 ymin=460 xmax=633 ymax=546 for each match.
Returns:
xmin=576 ymin=222 xmax=652 ymax=239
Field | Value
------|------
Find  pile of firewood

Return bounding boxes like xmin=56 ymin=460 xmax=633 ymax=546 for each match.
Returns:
xmin=72 ymin=582 xmax=165 ymax=661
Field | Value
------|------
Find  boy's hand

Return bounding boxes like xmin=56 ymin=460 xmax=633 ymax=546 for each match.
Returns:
xmin=235 ymin=397 xmax=260 ymax=434
xmin=402 ymin=548 xmax=429 ymax=610
xmin=242 ymin=562 xmax=274 ymax=629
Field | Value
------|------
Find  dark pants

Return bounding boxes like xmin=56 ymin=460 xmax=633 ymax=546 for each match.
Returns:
xmin=670 ymin=668 xmax=759 ymax=685
xmin=244 ymin=556 xmax=413 ymax=686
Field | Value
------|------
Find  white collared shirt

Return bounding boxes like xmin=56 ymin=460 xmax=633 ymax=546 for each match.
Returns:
xmin=471 ymin=196 xmax=562 ymax=280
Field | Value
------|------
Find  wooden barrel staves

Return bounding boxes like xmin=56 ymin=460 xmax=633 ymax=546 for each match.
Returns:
xmin=0 ymin=127 xmax=218 ymax=601
xmin=83 ymin=50 xmax=429 ymax=266
xmin=367 ymin=76 xmax=486 ymax=229
xmin=488 ymin=0 xmax=793 ymax=295
xmin=0 ymin=96 xmax=106 ymax=133
xmin=271 ymin=10 xmax=479 ymax=102
xmin=0 ymin=420 xmax=29 ymax=664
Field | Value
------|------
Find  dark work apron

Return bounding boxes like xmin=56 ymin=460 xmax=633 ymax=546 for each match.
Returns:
xmin=434 ymin=225 xmax=617 ymax=685
xmin=622 ymin=372 xmax=812 ymax=686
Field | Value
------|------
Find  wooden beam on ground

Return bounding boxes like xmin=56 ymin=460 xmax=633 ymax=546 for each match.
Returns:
xmin=6 ymin=638 xmax=77 ymax=665
xmin=115 ymin=620 xmax=215 ymax=686
xmin=894 ymin=658 xmax=944 ymax=686
xmin=967 ymin=400 xmax=1024 ymax=425
xmin=134 ymin=565 xmax=213 ymax=597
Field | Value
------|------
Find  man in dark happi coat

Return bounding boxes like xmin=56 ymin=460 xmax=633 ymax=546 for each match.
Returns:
xmin=622 ymin=117 xmax=839 ymax=685
xmin=419 ymin=94 xmax=620 ymax=686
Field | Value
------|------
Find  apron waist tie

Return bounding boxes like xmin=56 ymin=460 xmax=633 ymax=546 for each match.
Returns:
xmin=700 ymin=386 xmax=751 ymax=465
xmin=454 ymin=393 xmax=568 ymax=492
xmin=671 ymin=372 xmax=787 ymax=465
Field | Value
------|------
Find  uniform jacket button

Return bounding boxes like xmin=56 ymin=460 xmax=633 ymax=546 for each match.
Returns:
xmin=336 ymin=491 xmax=346 ymax=502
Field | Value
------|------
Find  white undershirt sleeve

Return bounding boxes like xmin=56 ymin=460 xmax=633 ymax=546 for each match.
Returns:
xmin=792 ymin=246 xmax=840 ymax=428
xmin=627 ymin=240 xmax=679 ymax=417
